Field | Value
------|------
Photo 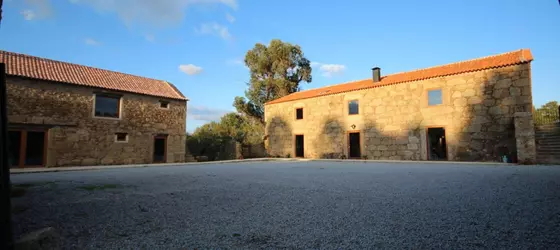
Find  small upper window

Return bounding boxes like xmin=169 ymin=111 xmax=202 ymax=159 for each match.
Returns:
xmin=296 ymin=108 xmax=303 ymax=120
xmin=159 ymin=101 xmax=170 ymax=109
xmin=428 ymin=89 xmax=443 ymax=106
xmin=95 ymin=94 xmax=120 ymax=118
xmin=348 ymin=100 xmax=359 ymax=115
xmin=115 ymin=133 xmax=128 ymax=142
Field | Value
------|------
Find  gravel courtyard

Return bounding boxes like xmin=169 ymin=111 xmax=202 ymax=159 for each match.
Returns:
xmin=10 ymin=161 xmax=560 ymax=249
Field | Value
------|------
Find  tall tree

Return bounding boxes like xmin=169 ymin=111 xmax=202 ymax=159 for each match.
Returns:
xmin=234 ymin=39 xmax=312 ymax=124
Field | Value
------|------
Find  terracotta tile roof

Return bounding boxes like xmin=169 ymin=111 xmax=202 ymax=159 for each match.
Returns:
xmin=266 ymin=49 xmax=533 ymax=105
xmin=0 ymin=50 xmax=187 ymax=100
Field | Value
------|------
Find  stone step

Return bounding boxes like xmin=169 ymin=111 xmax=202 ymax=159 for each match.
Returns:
xmin=536 ymin=140 xmax=560 ymax=146
xmin=537 ymin=145 xmax=560 ymax=150
xmin=537 ymin=158 xmax=560 ymax=164
xmin=535 ymin=135 xmax=560 ymax=141
xmin=535 ymin=128 xmax=560 ymax=134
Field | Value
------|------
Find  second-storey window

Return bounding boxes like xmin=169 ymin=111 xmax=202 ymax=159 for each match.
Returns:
xmin=159 ymin=101 xmax=170 ymax=109
xmin=95 ymin=94 xmax=121 ymax=118
xmin=296 ymin=108 xmax=303 ymax=120
xmin=348 ymin=100 xmax=359 ymax=115
xmin=428 ymin=89 xmax=443 ymax=106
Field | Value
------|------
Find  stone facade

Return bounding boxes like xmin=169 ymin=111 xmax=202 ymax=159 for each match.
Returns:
xmin=265 ymin=63 xmax=533 ymax=162
xmin=7 ymin=76 xmax=187 ymax=167
xmin=513 ymin=112 xmax=537 ymax=164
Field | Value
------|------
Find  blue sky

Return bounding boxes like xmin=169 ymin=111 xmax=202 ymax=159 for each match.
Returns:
xmin=1 ymin=0 xmax=559 ymax=132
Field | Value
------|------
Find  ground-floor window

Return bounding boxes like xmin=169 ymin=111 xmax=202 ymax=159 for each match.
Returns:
xmin=8 ymin=129 xmax=47 ymax=168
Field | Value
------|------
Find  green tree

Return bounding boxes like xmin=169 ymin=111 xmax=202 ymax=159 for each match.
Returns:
xmin=218 ymin=112 xmax=249 ymax=143
xmin=534 ymin=101 xmax=559 ymax=125
xmin=234 ymin=39 xmax=312 ymax=124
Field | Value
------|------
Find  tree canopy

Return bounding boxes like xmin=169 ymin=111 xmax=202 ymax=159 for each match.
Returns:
xmin=234 ymin=39 xmax=312 ymax=123
xmin=186 ymin=112 xmax=264 ymax=159
xmin=534 ymin=101 xmax=559 ymax=125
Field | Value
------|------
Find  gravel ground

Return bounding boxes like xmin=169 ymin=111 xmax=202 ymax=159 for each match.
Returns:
xmin=10 ymin=161 xmax=560 ymax=249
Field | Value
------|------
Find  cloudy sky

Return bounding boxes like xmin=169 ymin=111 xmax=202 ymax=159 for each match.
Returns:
xmin=1 ymin=0 xmax=559 ymax=132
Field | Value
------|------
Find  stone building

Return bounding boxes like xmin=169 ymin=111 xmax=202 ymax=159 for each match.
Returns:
xmin=1 ymin=50 xmax=188 ymax=167
xmin=264 ymin=49 xmax=536 ymax=162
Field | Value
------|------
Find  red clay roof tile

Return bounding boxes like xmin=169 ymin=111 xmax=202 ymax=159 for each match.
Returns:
xmin=0 ymin=50 xmax=187 ymax=100
xmin=266 ymin=49 xmax=533 ymax=105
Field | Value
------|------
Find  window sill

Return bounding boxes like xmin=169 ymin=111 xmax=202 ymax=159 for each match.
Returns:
xmin=93 ymin=116 xmax=122 ymax=121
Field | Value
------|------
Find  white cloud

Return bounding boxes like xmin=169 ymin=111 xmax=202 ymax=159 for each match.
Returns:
xmin=226 ymin=59 xmax=243 ymax=65
xmin=70 ymin=0 xmax=238 ymax=27
xmin=187 ymin=105 xmax=230 ymax=122
xmin=20 ymin=0 xmax=53 ymax=20
xmin=311 ymin=62 xmax=346 ymax=77
xmin=179 ymin=64 xmax=203 ymax=75
xmin=21 ymin=10 xmax=36 ymax=20
xmin=84 ymin=38 xmax=101 ymax=46
xmin=225 ymin=12 xmax=235 ymax=23
xmin=195 ymin=22 xmax=232 ymax=40
xmin=144 ymin=34 xmax=155 ymax=42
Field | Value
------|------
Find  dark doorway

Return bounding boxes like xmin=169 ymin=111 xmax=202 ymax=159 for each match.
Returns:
xmin=153 ymin=136 xmax=167 ymax=163
xmin=348 ymin=132 xmax=361 ymax=158
xmin=427 ymin=127 xmax=447 ymax=160
xmin=8 ymin=130 xmax=46 ymax=168
xmin=295 ymin=134 xmax=304 ymax=158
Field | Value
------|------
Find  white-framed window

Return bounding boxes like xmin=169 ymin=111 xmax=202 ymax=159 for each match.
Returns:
xmin=159 ymin=100 xmax=170 ymax=109
xmin=115 ymin=133 xmax=128 ymax=143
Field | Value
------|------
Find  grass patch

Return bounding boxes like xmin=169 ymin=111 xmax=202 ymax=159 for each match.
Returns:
xmin=78 ymin=184 xmax=121 ymax=191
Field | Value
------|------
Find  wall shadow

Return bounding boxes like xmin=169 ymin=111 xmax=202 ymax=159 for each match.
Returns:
xmin=454 ymin=64 xmax=530 ymax=162
xmin=265 ymin=116 xmax=293 ymax=157
xmin=315 ymin=117 xmax=345 ymax=159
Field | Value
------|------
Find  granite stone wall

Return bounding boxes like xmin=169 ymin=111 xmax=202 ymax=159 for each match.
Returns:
xmin=7 ymin=76 xmax=187 ymax=167
xmin=265 ymin=63 xmax=533 ymax=162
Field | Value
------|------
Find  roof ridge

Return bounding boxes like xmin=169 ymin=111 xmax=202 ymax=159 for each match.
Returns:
xmin=380 ymin=49 xmax=527 ymax=77
xmin=295 ymin=49 xmax=529 ymax=95
xmin=0 ymin=50 xmax=167 ymax=83
xmin=0 ymin=50 xmax=186 ymax=100
xmin=265 ymin=48 xmax=532 ymax=105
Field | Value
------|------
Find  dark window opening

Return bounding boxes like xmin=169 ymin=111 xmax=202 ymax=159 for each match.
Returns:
xmin=296 ymin=108 xmax=303 ymax=120
xmin=8 ymin=130 xmax=46 ymax=167
xmin=115 ymin=133 xmax=128 ymax=142
xmin=428 ymin=89 xmax=443 ymax=106
xmin=427 ymin=127 xmax=447 ymax=160
xmin=95 ymin=94 xmax=120 ymax=118
xmin=25 ymin=132 xmax=45 ymax=166
xmin=348 ymin=132 xmax=361 ymax=158
xmin=295 ymin=135 xmax=304 ymax=157
xmin=8 ymin=131 xmax=22 ymax=168
xmin=159 ymin=101 xmax=169 ymax=109
xmin=349 ymin=100 xmax=359 ymax=115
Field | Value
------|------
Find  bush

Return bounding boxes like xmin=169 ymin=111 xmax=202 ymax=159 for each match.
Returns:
xmin=339 ymin=154 xmax=347 ymax=160
xmin=362 ymin=155 xmax=369 ymax=160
